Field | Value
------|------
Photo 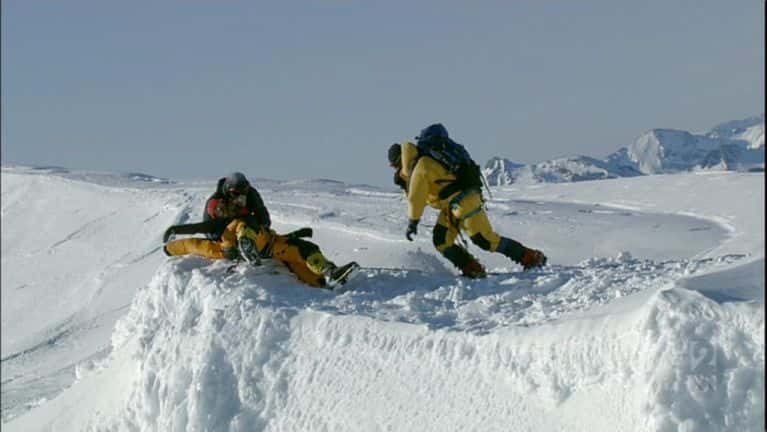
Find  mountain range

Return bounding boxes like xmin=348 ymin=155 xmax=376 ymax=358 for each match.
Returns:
xmin=484 ymin=115 xmax=765 ymax=185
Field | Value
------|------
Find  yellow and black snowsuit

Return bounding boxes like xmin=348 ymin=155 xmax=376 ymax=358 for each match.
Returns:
xmin=165 ymin=219 xmax=332 ymax=287
xmin=164 ymin=178 xmax=337 ymax=288
xmin=397 ymin=142 xmax=529 ymax=271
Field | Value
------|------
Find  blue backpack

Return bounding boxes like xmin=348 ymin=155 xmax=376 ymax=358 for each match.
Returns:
xmin=415 ymin=124 xmax=484 ymax=199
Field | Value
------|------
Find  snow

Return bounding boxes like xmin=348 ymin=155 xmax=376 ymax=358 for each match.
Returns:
xmin=509 ymin=172 xmax=763 ymax=259
xmin=1 ymin=166 xmax=764 ymax=431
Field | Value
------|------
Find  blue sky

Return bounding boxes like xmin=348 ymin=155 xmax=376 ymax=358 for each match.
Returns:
xmin=2 ymin=1 xmax=763 ymax=187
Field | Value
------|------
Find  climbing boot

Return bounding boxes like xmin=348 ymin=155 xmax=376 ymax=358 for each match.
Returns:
xmin=323 ymin=261 xmax=360 ymax=288
xmin=520 ymin=248 xmax=547 ymax=270
xmin=461 ymin=260 xmax=487 ymax=279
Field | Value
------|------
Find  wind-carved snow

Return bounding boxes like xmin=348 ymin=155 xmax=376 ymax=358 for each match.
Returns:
xmin=2 ymin=167 xmax=764 ymax=431
xmin=65 ymin=253 xmax=759 ymax=432
xmin=304 ymin=253 xmax=745 ymax=332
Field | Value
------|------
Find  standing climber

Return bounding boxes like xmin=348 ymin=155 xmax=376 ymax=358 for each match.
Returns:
xmin=388 ymin=124 xmax=547 ymax=278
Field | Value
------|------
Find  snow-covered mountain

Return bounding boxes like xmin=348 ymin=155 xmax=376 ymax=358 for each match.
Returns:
xmin=484 ymin=155 xmax=642 ymax=185
xmin=625 ymin=115 xmax=765 ymax=174
xmin=484 ymin=115 xmax=765 ymax=185
xmin=2 ymin=166 xmax=764 ymax=431
xmin=707 ymin=115 xmax=765 ymax=150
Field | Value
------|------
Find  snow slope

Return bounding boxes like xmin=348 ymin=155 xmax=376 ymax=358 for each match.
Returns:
xmin=2 ymin=167 xmax=764 ymax=431
xmin=1 ymin=168 xmax=187 ymax=420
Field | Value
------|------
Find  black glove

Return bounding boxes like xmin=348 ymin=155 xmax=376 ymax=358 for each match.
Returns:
xmin=405 ymin=219 xmax=419 ymax=241
xmin=163 ymin=226 xmax=176 ymax=243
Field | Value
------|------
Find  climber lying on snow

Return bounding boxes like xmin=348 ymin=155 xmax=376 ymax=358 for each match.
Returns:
xmin=162 ymin=172 xmax=357 ymax=289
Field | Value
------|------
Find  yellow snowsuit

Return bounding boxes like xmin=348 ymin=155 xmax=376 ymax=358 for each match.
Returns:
xmin=165 ymin=219 xmax=330 ymax=287
xmin=401 ymin=142 xmax=508 ymax=251
xmin=398 ymin=142 xmax=527 ymax=268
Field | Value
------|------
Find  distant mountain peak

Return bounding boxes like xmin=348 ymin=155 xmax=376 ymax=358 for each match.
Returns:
xmin=484 ymin=114 xmax=764 ymax=185
xmin=706 ymin=114 xmax=764 ymax=146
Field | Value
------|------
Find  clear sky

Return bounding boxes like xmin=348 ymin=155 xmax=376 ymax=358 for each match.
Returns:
xmin=2 ymin=1 xmax=763 ymax=187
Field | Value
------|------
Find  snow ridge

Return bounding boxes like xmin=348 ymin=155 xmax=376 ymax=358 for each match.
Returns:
xmin=63 ymin=255 xmax=763 ymax=432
